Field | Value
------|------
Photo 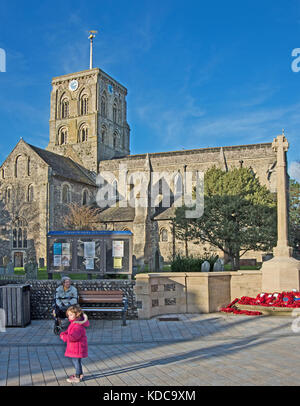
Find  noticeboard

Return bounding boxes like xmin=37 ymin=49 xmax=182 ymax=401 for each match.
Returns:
xmin=47 ymin=230 xmax=133 ymax=277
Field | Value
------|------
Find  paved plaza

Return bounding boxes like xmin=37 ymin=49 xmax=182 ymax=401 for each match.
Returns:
xmin=0 ymin=313 xmax=300 ymax=386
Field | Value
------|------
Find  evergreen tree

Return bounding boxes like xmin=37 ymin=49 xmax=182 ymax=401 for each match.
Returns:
xmin=173 ymin=166 xmax=277 ymax=270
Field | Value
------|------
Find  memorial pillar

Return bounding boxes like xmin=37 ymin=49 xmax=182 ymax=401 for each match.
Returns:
xmin=261 ymin=133 xmax=300 ymax=292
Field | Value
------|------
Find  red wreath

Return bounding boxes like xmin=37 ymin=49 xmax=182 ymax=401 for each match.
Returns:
xmin=220 ymin=290 xmax=300 ymax=316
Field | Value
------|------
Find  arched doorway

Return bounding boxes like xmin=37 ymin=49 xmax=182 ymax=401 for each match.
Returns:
xmin=14 ymin=252 xmax=24 ymax=267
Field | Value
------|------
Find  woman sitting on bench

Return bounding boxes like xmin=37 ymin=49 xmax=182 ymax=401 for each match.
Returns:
xmin=52 ymin=277 xmax=78 ymax=334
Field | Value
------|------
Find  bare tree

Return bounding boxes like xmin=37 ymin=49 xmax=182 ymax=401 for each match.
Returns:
xmin=63 ymin=203 xmax=101 ymax=230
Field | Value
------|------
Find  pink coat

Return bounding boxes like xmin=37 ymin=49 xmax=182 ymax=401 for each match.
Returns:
xmin=60 ymin=313 xmax=89 ymax=358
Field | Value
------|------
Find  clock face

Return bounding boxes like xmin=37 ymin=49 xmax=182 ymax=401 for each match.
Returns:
xmin=69 ymin=80 xmax=78 ymax=91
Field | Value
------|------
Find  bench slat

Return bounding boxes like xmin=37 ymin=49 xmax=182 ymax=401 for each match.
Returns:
xmin=79 ymin=298 xmax=123 ymax=304
xmin=81 ymin=307 xmax=124 ymax=312
xmin=78 ymin=290 xmax=123 ymax=295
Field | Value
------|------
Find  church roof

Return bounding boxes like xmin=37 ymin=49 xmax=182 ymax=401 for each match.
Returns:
xmin=98 ymin=205 xmax=136 ymax=222
xmin=28 ymin=144 xmax=96 ymax=186
xmin=105 ymin=142 xmax=274 ymax=162
xmin=152 ymin=205 xmax=176 ymax=220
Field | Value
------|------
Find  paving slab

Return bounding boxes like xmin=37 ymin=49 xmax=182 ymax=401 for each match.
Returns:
xmin=1 ymin=313 xmax=300 ymax=386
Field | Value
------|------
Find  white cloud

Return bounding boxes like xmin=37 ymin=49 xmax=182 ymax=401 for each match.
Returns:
xmin=135 ymin=91 xmax=300 ymax=154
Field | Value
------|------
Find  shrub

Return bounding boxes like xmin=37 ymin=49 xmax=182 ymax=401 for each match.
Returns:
xmin=170 ymin=253 xmax=219 ymax=272
xmin=170 ymin=254 xmax=204 ymax=272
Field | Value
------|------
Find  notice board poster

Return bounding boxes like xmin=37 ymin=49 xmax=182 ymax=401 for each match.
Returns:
xmin=113 ymin=257 xmax=122 ymax=269
xmin=53 ymin=243 xmax=62 ymax=255
xmin=53 ymin=255 xmax=61 ymax=267
xmin=50 ymin=239 xmax=72 ymax=270
xmin=112 ymin=241 xmax=124 ymax=258
xmin=84 ymin=241 xmax=95 ymax=258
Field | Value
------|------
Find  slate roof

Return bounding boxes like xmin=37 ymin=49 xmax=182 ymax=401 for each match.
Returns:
xmin=28 ymin=144 xmax=96 ymax=186
xmin=97 ymin=204 xmax=176 ymax=222
xmin=152 ymin=205 xmax=176 ymax=220
xmin=98 ymin=205 xmax=136 ymax=222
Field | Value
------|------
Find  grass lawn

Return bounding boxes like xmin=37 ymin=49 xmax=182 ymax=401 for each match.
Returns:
xmin=11 ymin=264 xmax=261 ymax=279
xmin=224 ymin=264 xmax=261 ymax=271
xmin=13 ymin=267 xmax=129 ymax=280
xmin=136 ymin=263 xmax=261 ymax=274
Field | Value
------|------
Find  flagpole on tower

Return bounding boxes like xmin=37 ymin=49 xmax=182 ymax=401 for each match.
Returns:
xmin=88 ymin=30 xmax=98 ymax=69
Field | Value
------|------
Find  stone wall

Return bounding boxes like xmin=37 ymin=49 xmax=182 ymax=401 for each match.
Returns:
xmin=47 ymin=68 xmax=130 ymax=172
xmin=0 ymin=279 xmax=138 ymax=320
xmin=135 ymin=271 xmax=262 ymax=319
xmin=50 ymin=177 xmax=97 ymax=231
xmin=0 ymin=139 xmax=50 ymax=263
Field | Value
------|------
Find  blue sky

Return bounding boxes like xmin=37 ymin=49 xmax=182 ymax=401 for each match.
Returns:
xmin=0 ymin=0 xmax=300 ymax=181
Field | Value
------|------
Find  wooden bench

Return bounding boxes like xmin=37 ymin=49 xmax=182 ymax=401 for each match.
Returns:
xmin=78 ymin=290 xmax=128 ymax=326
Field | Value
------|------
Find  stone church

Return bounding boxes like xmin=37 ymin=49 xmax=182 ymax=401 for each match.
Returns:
xmin=0 ymin=66 xmax=277 ymax=270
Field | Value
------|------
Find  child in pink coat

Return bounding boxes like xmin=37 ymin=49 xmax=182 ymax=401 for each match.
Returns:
xmin=60 ymin=304 xmax=89 ymax=383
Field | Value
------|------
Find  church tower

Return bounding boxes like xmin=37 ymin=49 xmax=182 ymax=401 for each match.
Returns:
xmin=46 ymin=68 xmax=130 ymax=173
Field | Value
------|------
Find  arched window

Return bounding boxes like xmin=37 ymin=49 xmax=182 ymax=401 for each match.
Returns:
xmin=174 ymin=172 xmax=183 ymax=196
xmin=101 ymin=93 xmax=107 ymax=117
xmin=61 ymin=98 xmax=69 ymax=119
xmin=112 ymin=180 xmax=118 ymax=200
xmin=101 ymin=126 xmax=107 ymax=143
xmin=158 ymin=178 xmax=163 ymax=195
xmin=58 ymin=128 xmax=68 ymax=145
xmin=113 ymin=132 xmax=118 ymax=149
xmin=128 ymin=176 xmax=135 ymax=200
xmin=82 ymin=189 xmax=88 ymax=205
xmin=80 ymin=95 xmax=89 ymax=115
xmin=1 ymin=168 xmax=4 ymax=179
xmin=62 ymin=184 xmax=71 ymax=204
xmin=78 ymin=125 xmax=88 ymax=142
xmin=13 ymin=228 xmax=17 ymax=248
xmin=27 ymin=184 xmax=34 ymax=203
xmin=15 ymin=155 xmax=22 ymax=178
xmin=23 ymin=228 xmax=27 ymax=248
xmin=27 ymin=157 xmax=31 ymax=176
xmin=6 ymin=186 xmax=12 ymax=204
xmin=160 ymin=228 xmax=168 ymax=242
xmin=113 ymin=102 xmax=117 ymax=123
xmin=18 ymin=227 xmax=22 ymax=248
xmin=12 ymin=218 xmax=28 ymax=249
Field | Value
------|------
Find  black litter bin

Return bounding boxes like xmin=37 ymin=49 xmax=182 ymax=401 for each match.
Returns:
xmin=0 ymin=284 xmax=31 ymax=327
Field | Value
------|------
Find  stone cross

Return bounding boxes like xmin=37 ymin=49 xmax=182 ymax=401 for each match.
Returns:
xmin=272 ymin=132 xmax=293 ymax=257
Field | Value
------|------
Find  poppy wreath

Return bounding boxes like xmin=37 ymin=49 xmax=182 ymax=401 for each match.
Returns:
xmin=220 ymin=291 xmax=300 ymax=315
xmin=239 ymin=291 xmax=300 ymax=308
xmin=219 ymin=298 xmax=262 ymax=316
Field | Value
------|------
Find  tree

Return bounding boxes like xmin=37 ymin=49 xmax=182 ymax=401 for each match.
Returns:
xmin=63 ymin=203 xmax=101 ymax=231
xmin=173 ymin=166 xmax=277 ymax=270
xmin=289 ymin=178 xmax=300 ymax=257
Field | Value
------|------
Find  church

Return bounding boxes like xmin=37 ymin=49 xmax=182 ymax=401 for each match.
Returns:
xmin=0 ymin=65 xmax=278 ymax=271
